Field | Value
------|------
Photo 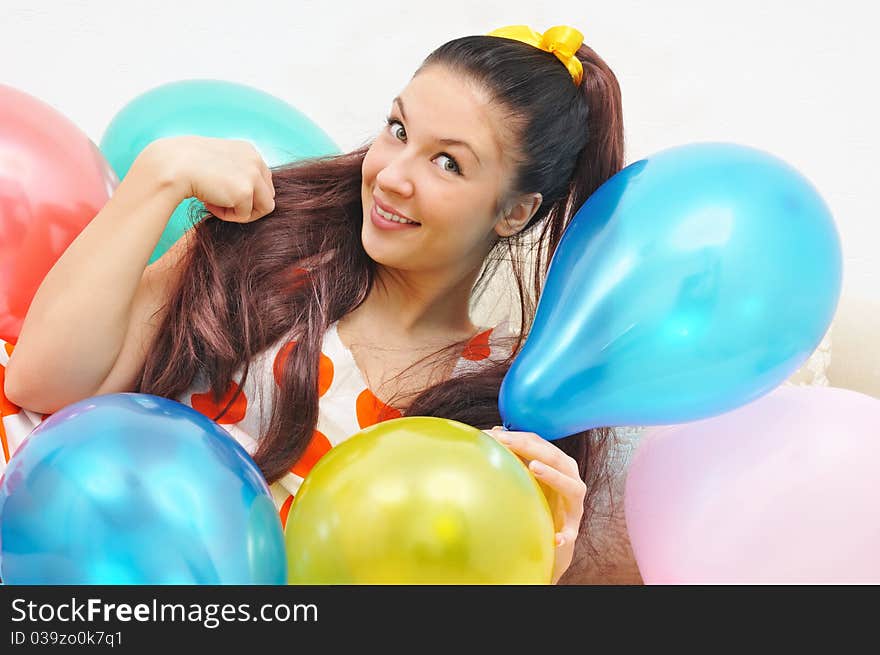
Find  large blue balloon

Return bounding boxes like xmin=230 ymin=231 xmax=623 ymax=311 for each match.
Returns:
xmin=0 ymin=393 xmax=286 ymax=584
xmin=499 ymin=142 xmax=842 ymax=439
xmin=99 ymin=79 xmax=340 ymax=263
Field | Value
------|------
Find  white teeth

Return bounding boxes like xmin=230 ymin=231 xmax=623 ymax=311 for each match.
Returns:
xmin=377 ymin=206 xmax=418 ymax=224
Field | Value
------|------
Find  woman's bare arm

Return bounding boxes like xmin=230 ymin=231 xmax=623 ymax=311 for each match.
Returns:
xmin=3 ymin=143 xmax=189 ymax=413
xmin=4 ymin=136 xmax=275 ymax=415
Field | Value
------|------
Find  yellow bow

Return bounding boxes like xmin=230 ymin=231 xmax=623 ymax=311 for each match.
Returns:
xmin=487 ymin=25 xmax=584 ymax=86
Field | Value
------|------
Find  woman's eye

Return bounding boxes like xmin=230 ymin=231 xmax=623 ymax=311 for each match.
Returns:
xmin=385 ymin=117 xmax=406 ymax=141
xmin=436 ymin=154 xmax=461 ymax=175
xmin=384 ymin=116 xmax=463 ymax=176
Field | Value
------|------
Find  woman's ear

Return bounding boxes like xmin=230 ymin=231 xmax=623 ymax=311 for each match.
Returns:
xmin=495 ymin=192 xmax=543 ymax=238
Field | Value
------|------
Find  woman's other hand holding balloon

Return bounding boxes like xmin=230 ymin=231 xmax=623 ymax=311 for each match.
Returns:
xmin=136 ymin=136 xmax=276 ymax=224
xmin=485 ymin=427 xmax=586 ymax=584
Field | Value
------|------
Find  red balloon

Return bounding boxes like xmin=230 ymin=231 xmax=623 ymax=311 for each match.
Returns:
xmin=0 ymin=85 xmax=117 ymax=341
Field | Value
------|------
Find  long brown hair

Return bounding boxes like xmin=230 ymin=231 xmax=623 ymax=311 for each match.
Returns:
xmin=138 ymin=34 xmax=625 ymax=546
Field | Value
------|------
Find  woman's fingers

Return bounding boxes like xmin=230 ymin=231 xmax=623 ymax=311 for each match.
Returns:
xmin=202 ymin=182 xmax=272 ymax=223
xmin=223 ymin=183 xmax=254 ymax=222
xmin=262 ymin=162 xmax=275 ymax=198
xmin=491 ymin=429 xmax=580 ymax=479
xmin=529 ymin=459 xmax=586 ymax=513
xmin=251 ymin=174 xmax=276 ymax=220
xmin=253 ymin=161 xmax=276 ymax=218
xmin=484 ymin=427 xmax=585 ymax=520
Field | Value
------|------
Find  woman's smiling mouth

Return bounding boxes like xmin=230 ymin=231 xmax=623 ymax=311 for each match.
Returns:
xmin=371 ymin=196 xmax=421 ymax=229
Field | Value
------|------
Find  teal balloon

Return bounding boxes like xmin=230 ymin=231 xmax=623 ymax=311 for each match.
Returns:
xmin=499 ymin=142 xmax=842 ymax=439
xmin=99 ymin=79 xmax=340 ymax=262
xmin=0 ymin=393 xmax=286 ymax=584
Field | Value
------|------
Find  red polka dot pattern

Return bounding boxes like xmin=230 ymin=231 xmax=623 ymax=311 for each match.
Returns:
xmin=317 ymin=353 xmax=334 ymax=397
xmin=289 ymin=429 xmax=332 ymax=478
xmin=190 ymin=381 xmax=248 ymax=424
xmin=356 ymin=388 xmax=402 ymax=429
xmin=273 ymin=341 xmax=334 ymax=397
xmin=272 ymin=341 xmax=296 ymax=387
xmin=0 ymin=364 xmax=19 ymax=463
xmin=272 ymin=341 xmax=296 ymax=386
xmin=279 ymin=494 xmax=295 ymax=530
xmin=0 ymin=364 xmax=20 ymax=419
xmin=0 ymin=420 xmax=8 ymax=465
xmin=461 ymin=327 xmax=494 ymax=361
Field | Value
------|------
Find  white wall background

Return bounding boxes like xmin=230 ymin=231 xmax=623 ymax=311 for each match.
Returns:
xmin=3 ymin=0 xmax=878 ymax=320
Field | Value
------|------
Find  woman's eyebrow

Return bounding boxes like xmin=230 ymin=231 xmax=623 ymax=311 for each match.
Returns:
xmin=392 ymin=96 xmax=482 ymax=167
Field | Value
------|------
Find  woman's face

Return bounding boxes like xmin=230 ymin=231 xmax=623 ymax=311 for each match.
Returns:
xmin=360 ymin=65 xmax=521 ymax=276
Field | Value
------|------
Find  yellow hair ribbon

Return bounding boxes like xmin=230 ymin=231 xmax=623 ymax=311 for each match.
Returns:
xmin=487 ymin=25 xmax=584 ymax=86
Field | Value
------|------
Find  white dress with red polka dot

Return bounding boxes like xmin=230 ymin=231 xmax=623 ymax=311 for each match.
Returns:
xmin=0 ymin=320 xmax=515 ymax=529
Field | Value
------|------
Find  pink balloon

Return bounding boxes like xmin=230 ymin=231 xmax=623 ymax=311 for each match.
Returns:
xmin=0 ymin=84 xmax=117 ymax=341
xmin=625 ymin=385 xmax=880 ymax=584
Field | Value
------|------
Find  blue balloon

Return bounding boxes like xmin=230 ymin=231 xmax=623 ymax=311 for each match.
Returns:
xmin=0 ymin=393 xmax=286 ymax=584
xmin=99 ymin=79 xmax=340 ymax=263
xmin=499 ymin=142 xmax=842 ymax=439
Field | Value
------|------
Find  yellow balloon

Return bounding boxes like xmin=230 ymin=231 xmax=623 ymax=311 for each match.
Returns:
xmin=284 ymin=417 xmax=555 ymax=584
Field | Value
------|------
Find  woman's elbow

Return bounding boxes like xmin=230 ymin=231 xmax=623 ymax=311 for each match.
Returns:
xmin=3 ymin=355 xmax=64 ymax=414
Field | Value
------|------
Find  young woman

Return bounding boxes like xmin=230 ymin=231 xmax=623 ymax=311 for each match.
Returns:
xmin=3 ymin=25 xmax=639 ymax=583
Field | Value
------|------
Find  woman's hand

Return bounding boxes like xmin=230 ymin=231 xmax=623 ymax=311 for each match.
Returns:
xmin=137 ymin=135 xmax=276 ymax=223
xmin=484 ymin=426 xmax=587 ymax=584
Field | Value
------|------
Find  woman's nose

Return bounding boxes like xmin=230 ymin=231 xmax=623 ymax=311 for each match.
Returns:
xmin=375 ymin=155 xmax=415 ymax=198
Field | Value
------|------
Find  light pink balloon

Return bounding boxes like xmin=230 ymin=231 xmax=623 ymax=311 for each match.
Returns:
xmin=624 ymin=385 xmax=880 ymax=584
